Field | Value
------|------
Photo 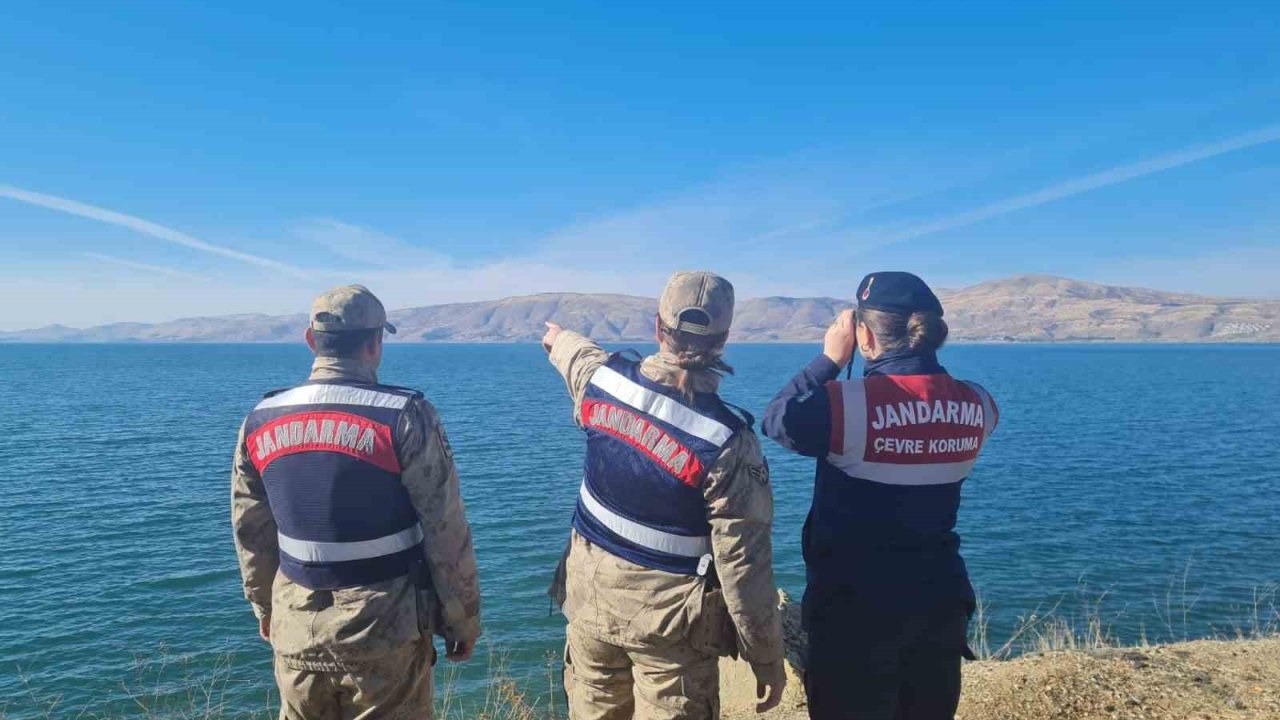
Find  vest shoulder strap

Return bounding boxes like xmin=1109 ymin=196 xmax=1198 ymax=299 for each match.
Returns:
xmin=259 ymin=381 xmax=422 ymax=404
xmin=609 ymin=349 xmax=644 ymax=366
xmin=373 ymin=383 xmax=425 ymax=401
xmin=603 ymin=351 xmax=748 ymax=438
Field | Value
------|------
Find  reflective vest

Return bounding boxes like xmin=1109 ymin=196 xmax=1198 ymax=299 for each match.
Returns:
xmin=808 ymin=370 xmax=998 ymax=608
xmin=243 ymin=381 xmax=423 ymax=590
xmin=573 ymin=354 xmax=746 ymax=576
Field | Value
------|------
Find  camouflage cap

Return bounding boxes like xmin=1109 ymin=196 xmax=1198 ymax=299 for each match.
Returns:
xmin=310 ymin=285 xmax=397 ymax=334
xmin=658 ymin=271 xmax=735 ymax=336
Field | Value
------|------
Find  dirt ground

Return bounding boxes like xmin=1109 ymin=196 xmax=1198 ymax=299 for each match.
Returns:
xmin=956 ymin=638 xmax=1280 ymax=720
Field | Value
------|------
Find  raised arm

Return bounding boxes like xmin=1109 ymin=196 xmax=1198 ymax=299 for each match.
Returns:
xmin=543 ymin=323 xmax=610 ymax=426
xmin=398 ymin=398 xmax=482 ymax=661
xmin=761 ymin=355 xmax=842 ymax=458
xmin=762 ymin=309 xmax=856 ymax=458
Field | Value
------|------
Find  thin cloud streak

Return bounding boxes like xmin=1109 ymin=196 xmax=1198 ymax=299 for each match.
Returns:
xmin=879 ymin=123 xmax=1280 ymax=244
xmin=80 ymin=252 xmax=203 ymax=279
xmin=0 ymin=184 xmax=306 ymax=275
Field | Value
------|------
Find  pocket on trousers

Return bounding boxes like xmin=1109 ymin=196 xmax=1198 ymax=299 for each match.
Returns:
xmin=415 ymin=586 xmax=437 ymax=638
xmin=688 ymin=588 xmax=737 ymax=658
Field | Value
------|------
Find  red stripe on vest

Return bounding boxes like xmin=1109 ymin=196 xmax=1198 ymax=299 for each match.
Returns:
xmin=861 ymin=374 xmax=986 ymax=465
xmin=247 ymin=411 xmax=400 ymax=474
xmin=582 ymin=398 xmax=707 ymax=487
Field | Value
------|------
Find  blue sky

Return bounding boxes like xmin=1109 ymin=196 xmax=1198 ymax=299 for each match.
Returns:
xmin=1 ymin=2 xmax=1278 ymax=329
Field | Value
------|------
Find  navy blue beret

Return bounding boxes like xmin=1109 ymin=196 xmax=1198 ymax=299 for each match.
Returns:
xmin=855 ymin=271 xmax=943 ymax=316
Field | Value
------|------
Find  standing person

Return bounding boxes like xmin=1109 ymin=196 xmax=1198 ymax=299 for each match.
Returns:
xmin=543 ymin=271 xmax=786 ymax=720
xmin=231 ymin=285 xmax=482 ymax=720
xmin=762 ymin=272 xmax=998 ymax=720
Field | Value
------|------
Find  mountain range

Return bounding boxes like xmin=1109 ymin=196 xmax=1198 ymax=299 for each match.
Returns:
xmin=3 ymin=275 xmax=1276 ymax=343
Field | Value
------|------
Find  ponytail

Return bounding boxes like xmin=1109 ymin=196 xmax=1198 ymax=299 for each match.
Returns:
xmin=659 ymin=322 xmax=734 ymax=400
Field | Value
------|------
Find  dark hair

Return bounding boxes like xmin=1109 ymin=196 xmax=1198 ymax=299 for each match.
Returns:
xmin=856 ymin=307 xmax=948 ymax=353
xmin=312 ymin=328 xmax=380 ymax=358
xmin=658 ymin=318 xmax=734 ymax=399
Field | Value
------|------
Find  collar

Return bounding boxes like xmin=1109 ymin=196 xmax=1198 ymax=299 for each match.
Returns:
xmin=309 ymin=355 xmax=379 ymax=384
xmin=863 ymin=349 xmax=946 ymax=377
xmin=640 ymin=352 xmax=722 ymax=394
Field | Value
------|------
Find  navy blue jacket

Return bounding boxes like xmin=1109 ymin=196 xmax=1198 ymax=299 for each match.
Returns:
xmin=574 ymin=353 xmax=746 ymax=575
xmin=763 ymin=352 xmax=998 ymax=617
xmin=243 ymin=381 xmax=424 ymax=590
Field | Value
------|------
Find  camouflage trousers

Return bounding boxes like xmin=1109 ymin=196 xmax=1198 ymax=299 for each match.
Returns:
xmin=274 ymin=640 xmax=436 ymax=720
xmin=563 ymin=622 xmax=720 ymax=720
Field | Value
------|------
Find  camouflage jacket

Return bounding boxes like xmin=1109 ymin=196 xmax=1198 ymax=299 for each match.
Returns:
xmin=548 ymin=331 xmax=784 ymax=672
xmin=231 ymin=356 xmax=482 ymax=670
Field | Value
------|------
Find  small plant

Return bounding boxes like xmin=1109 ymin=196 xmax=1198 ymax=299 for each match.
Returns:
xmin=968 ymin=572 xmax=1280 ymax=661
xmin=437 ymin=645 xmax=553 ymax=720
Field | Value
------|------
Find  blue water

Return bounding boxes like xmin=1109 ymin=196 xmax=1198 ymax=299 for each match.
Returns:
xmin=1 ymin=344 xmax=1277 ymax=718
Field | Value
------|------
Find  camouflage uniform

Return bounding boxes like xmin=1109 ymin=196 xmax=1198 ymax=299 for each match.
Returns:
xmin=549 ymin=330 xmax=785 ymax=720
xmin=232 ymin=353 xmax=482 ymax=719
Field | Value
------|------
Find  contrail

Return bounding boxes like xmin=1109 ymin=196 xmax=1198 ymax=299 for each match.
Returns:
xmin=80 ymin=252 xmax=203 ymax=279
xmin=0 ymin=184 xmax=306 ymax=275
xmin=880 ymin=123 xmax=1280 ymax=244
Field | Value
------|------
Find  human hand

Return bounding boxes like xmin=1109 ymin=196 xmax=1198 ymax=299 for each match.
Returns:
xmin=542 ymin=322 xmax=563 ymax=353
xmin=752 ymin=660 xmax=786 ymax=713
xmin=258 ymin=615 xmax=271 ymax=643
xmin=823 ymin=309 xmax=857 ymax=368
xmin=446 ymin=639 xmax=474 ymax=663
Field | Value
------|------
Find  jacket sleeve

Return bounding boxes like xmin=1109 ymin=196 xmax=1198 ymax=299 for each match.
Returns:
xmin=762 ymin=354 xmax=842 ymax=458
xmin=547 ymin=330 xmax=611 ymax=426
xmin=230 ymin=421 xmax=278 ymax=620
xmin=703 ymin=429 xmax=784 ymax=672
xmin=398 ymin=398 xmax=483 ymax=645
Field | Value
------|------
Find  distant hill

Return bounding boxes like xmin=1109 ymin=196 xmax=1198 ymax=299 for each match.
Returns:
xmin=1 ymin=275 xmax=1276 ymax=343
xmin=939 ymin=274 xmax=1279 ymax=342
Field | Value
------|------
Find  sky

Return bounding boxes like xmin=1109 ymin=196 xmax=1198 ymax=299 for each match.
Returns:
xmin=1 ymin=2 xmax=1278 ymax=330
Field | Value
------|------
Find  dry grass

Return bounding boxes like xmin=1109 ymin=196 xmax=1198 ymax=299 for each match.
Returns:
xmin=722 ymin=583 xmax=1280 ymax=720
xmin=957 ymin=638 xmax=1280 ymax=720
xmin=969 ymin=577 xmax=1280 ymax=662
xmin=1 ymin=644 xmax=553 ymax=720
xmin=437 ymin=648 xmax=557 ymax=720
xmin=3 ymin=646 xmax=275 ymax=720
xmin=969 ymin=585 xmax=1118 ymax=661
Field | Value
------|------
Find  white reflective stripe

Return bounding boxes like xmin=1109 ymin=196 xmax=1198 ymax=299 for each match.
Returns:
xmin=256 ymin=384 xmax=409 ymax=411
xmin=588 ymin=366 xmax=733 ymax=446
xmin=962 ymin=381 xmax=997 ymax=439
xmin=579 ymin=482 xmax=712 ymax=558
xmin=278 ymin=524 xmax=423 ymax=563
xmin=829 ymin=380 xmax=973 ymax=485
xmin=839 ymin=380 xmax=868 ymax=460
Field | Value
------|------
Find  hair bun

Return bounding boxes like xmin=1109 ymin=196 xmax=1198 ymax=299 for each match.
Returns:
xmin=906 ymin=312 xmax=949 ymax=352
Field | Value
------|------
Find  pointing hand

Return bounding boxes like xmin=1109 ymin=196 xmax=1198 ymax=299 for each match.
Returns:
xmin=542 ymin=322 xmax=564 ymax=353
xmin=823 ymin=309 xmax=857 ymax=368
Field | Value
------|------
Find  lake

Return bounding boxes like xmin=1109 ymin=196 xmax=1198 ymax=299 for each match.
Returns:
xmin=0 ymin=343 xmax=1277 ymax=718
